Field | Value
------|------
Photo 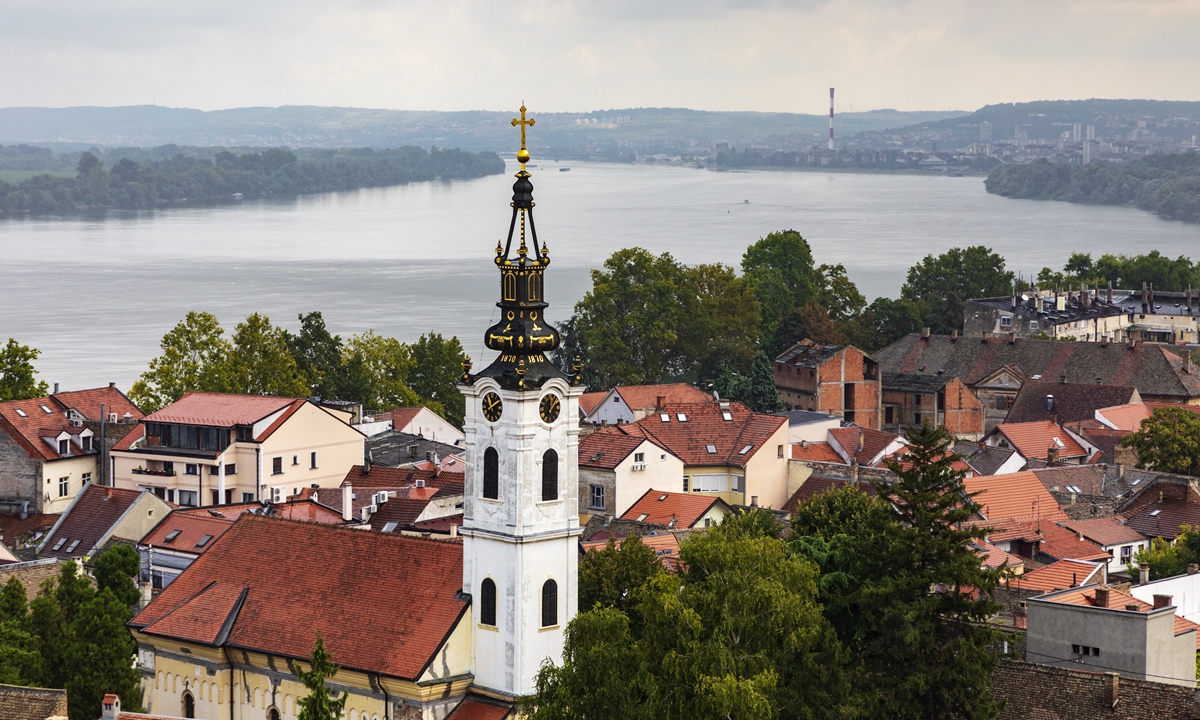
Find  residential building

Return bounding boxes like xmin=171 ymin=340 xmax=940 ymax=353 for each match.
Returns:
xmin=881 ymin=373 xmax=984 ymax=438
xmin=1123 ymin=499 xmax=1200 ymax=542
xmin=992 ymin=659 xmax=1200 ymax=719
xmin=953 ymin=441 xmax=1024 ymax=476
xmin=619 ymin=489 xmax=731 ymax=528
xmin=828 ymin=427 xmax=906 ymax=467
xmin=366 ymin=430 xmax=463 ymax=468
xmin=983 ymin=420 xmax=1095 ymax=465
xmin=1026 ymin=584 xmax=1199 ymax=687
xmin=1131 ymin=570 xmax=1200 ymax=626
xmin=1006 ymin=558 xmax=1104 ymax=592
xmin=873 ymin=335 xmax=1200 ymax=431
xmin=582 ymin=383 xmax=712 ymax=425
xmin=1062 ymin=518 xmax=1148 ymax=576
xmin=1006 ymin=381 xmax=1141 ymax=425
xmin=578 ymin=428 xmax=683 ymax=517
xmin=631 ymin=401 xmax=790 ymax=509
xmin=378 ymin=406 xmax=465 ymax=443
xmin=773 ymin=409 xmax=842 ymax=443
xmin=0 ymin=558 xmax=61 ymax=603
xmin=111 ymin=393 xmax=365 ymax=508
xmin=38 ymin=484 xmax=170 ymax=561
xmin=577 ymin=391 xmax=606 ymax=421
xmin=773 ymin=340 xmax=882 ymax=428
xmin=0 ymin=384 xmax=143 ymax=515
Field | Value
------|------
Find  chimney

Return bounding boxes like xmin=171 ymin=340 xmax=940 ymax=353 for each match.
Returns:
xmin=751 ymin=495 xmax=759 ymax=507
xmin=342 ymin=483 xmax=353 ymax=522
xmin=53 ymin=382 xmax=59 ymax=394
xmin=981 ymin=331 xmax=989 ymax=342
xmin=1140 ymin=565 xmax=1149 ymax=584
xmin=1045 ymin=395 xmax=1055 ymax=412
xmin=1014 ymin=601 xmax=1027 ymax=629
xmin=1107 ymin=280 xmax=1113 ymax=304
xmin=1185 ymin=353 xmax=1193 ymax=376
xmin=108 ymin=381 xmax=115 ymax=388
xmin=450 ymin=524 xmax=458 ymax=538
xmin=1149 ymin=283 xmax=1155 ymax=307
xmin=139 ymin=580 xmax=152 ymax=608
xmin=1095 ymin=587 xmax=1110 ymax=608
xmin=1124 ymin=603 xmax=1139 ymax=611
xmin=1009 ymin=332 xmax=1016 ymax=344
xmin=1153 ymin=594 xmax=1172 ymax=609
xmin=1188 ymin=287 xmax=1194 ymax=313
xmin=1100 ymin=335 xmax=1109 ymax=348
xmin=102 ymin=695 xmax=121 ymax=720
xmin=1142 ymin=282 xmax=1149 ymax=313
xmin=668 ymin=513 xmax=677 ymax=528
xmin=1103 ymin=673 xmax=1119 ymax=708
xmin=105 ymin=485 xmax=113 ymax=499
xmin=921 ymin=327 xmax=931 ymax=339
xmin=856 ymin=432 xmax=864 ymax=452
xmin=950 ymin=329 xmax=958 ymax=342
xmin=849 ymin=459 xmax=859 ymax=481
xmin=656 ymin=395 xmax=666 ymax=410
xmin=1189 ymin=564 xmax=1199 ymax=575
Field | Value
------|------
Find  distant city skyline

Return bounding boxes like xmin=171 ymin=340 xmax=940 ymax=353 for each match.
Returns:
xmin=1 ymin=1 xmax=1196 ymax=114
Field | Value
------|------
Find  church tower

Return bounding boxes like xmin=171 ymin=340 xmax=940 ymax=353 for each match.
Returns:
xmin=459 ymin=106 xmax=585 ymax=698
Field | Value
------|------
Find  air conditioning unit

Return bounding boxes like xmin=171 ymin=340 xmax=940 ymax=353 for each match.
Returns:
xmin=374 ymin=491 xmax=389 ymax=505
xmin=270 ymin=486 xmax=285 ymax=504
xmin=109 ymin=413 xmax=118 ymax=423
xmin=361 ymin=505 xmax=376 ymax=521
xmin=631 ymin=462 xmax=647 ymax=471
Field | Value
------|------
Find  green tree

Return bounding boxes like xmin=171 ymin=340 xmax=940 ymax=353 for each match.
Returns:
xmin=130 ymin=312 xmax=232 ymax=412
xmin=770 ymin=303 xmax=845 ymax=357
xmin=0 ymin=618 xmax=42 ymax=685
xmin=227 ymin=313 xmax=310 ymax=398
xmin=716 ymin=350 xmax=783 ymax=413
xmin=285 ymin=312 xmax=345 ymax=399
xmin=814 ymin=263 xmax=867 ymax=323
xmin=67 ymin=588 xmax=142 ymax=720
xmin=686 ymin=263 xmax=761 ymax=385
xmin=296 ymin=635 xmax=348 ymax=720
xmin=408 ymin=333 xmax=469 ymax=428
xmin=741 ymin=230 xmax=818 ymax=343
xmin=578 ymin=535 xmax=664 ymax=616
xmin=567 ymin=248 xmax=698 ymax=388
xmin=0 ymin=576 xmax=28 ymax=622
xmin=1134 ymin=535 xmax=1192 ymax=581
xmin=29 ymin=579 xmax=69 ymax=688
xmin=1064 ymin=252 xmax=1093 ymax=279
xmin=1122 ymin=406 xmax=1200 ymax=476
xmin=75 ymin=152 xmax=101 ymax=178
xmin=93 ymin=545 xmax=141 ymax=609
xmin=901 ymin=246 xmax=1014 ymax=334
xmin=848 ymin=297 xmax=923 ymax=352
xmin=0 ymin=338 xmax=50 ymax=401
xmin=342 ymin=331 xmax=422 ymax=412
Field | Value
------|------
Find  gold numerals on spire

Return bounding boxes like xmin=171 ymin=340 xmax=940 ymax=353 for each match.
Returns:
xmin=511 ymin=104 xmax=535 ymax=168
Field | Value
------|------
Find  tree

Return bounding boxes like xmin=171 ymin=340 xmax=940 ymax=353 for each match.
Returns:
xmin=741 ymin=230 xmax=818 ymax=343
xmin=408 ymin=333 xmax=469 ymax=428
xmin=66 ymin=588 xmax=142 ymax=720
xmin=0 ymin=338 xmax=50 ymax=401
xmin=578 ymin=535 xmax=664 ymax=616
xmin=0 ymin=618 xmax=41 ymax=685
xmin=285 ymin=312 xmax=345 ymax=399
xmin=342 ymin=331 xmax=422 ymax=412
xmin=296 ymin=635 xmax=348 ymax=720
xmin=93 ymin=545 xmax=141 ymax=609
xmin=1064 ymin=252 xmax=1093 ymax=279
xmin=814 ymin=263 xmax=866 ymax=323
xmin=75 ymin=152 xmax=101 ymax=179
xmin=848 ymin=297 xmax=923 ymax=352
xmin=226 ymin=313 xmax=310 ymax=398
xmin=1122 ymin=406 xmax=1200 ymax=477
xmin=0 ymin=576 xmax=28 ymax=622
xmin=685 ymin=263 xmax=761 ymax=386
xmin=901 ymin=246 xmax=1014 ymax=334
xmin=567 ymin=248 xmax=699 ymax=388
xmin=716 ymin=350 xmax=783 ymax=413
xmin=770 ymin=303 xmax=845 ymax=357
xmin=130 ymin=312 xmax=232 ymax=412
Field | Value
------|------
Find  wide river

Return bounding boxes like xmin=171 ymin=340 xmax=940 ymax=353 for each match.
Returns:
xmin=3 ymin=161 xmax=1199 ymax=391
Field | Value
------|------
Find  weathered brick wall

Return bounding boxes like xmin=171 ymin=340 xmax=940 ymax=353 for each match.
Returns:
xmin=0 ymin=430 xmax=42 ymax=512
xmin=579 ymin=467 xmax=615 ymax=517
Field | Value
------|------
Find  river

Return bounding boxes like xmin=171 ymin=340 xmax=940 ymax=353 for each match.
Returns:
xmin=3 ymin=161 xmax=1199 ymax=391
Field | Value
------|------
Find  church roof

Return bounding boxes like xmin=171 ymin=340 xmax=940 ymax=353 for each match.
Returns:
xmin=131 ymin=515 xmax=468 ymax=680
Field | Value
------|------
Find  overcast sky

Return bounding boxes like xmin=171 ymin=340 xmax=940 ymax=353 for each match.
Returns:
xmin=2 ymin=0 xmax=1197 ymax=114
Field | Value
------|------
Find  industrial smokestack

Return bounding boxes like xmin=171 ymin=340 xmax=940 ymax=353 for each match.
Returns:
xmin=829 ymin=88 xmax=835 ymax=151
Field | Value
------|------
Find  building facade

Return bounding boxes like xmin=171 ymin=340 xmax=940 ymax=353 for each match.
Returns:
xmin=773 ymin=341 xmax=882 ymax=429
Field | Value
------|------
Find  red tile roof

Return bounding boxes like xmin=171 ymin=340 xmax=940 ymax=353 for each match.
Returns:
xmin=992 ymin=421 xmax=1088 ymax=461
xmin=1095 ymin=402 xmax=1153 ymax=432
xmin=132 ymin=515 xmax=467 ymax=679
xmin=112 ymin=424 xmax=145 ymax=451
xmin=614 ymin=383 xmax=712 ymax=410
xmin=1061 ymin=517 xmax=1146 ymax=547
xmin=271 ymin=499 xmax=345 ymax=525
xmin=0 ymin=513 xmax=59 ymax=547
xmin=381 ymin=406 xmax=423 ymax=428
xmin=964 ymin=471 xmax=1069 ymax=524
xmin=1035 ymin=521 xmax=1112 ymax=563
xmin=782 ymin=476 xmax=876 ymax=514
xmin=1007 ymin=559 xmax=1103 ymax=592
xmin=581 ymin=533 xmax=682 ymax=571
xmin=1006 ymin=381 xmax=1139 ymax=425
xmin=444 ymin=698 xmax=514 ymax=720
xmin=0 ymin=385 xmax=139 ymax=461
xmin=340 ymin=465 xmax=461 ymax=495
xmin=828 ymin=426 xmax=903 ymax=466
xmin=974 ymin=540 xmax=1026 ymax=571
xmin=619 ymin=490 xmax=728 ymax=528
xmin=51 ymin=386 xmax=143 ymax=421
xmin=1124 ymin=499 xmax=1200 ymax=541
xmin=580 ymin=427 xmax=673 ymax=469
xmin=141 ymin=512 xmax=234 ymax=554
xmin=578 ymin=392 xmax=606 ymax=417
xmin=41 ymin=484 xmax=144 ymax=559
xmin=143 ymin=392 xmax=298 ymax=428
xmin=369 ymin=493 xmax=440 ymax=531
xmin=1039 ymin=585 xmax=1200 ymax=648
xmin=633 ymin=401 xmax=786 ymax=468
xmin=790 ymin=442 xmax=844 ymax=463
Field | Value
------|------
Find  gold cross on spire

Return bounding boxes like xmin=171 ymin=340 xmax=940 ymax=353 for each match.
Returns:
xmin=511 ymin=104 xmax=535 ymax=168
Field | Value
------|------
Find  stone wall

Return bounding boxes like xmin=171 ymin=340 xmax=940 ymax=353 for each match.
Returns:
xmin=0 ymin=430 xmax=43 ymax=513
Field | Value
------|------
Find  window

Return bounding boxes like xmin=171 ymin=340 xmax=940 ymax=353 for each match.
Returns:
xmin=590 ymin=485 xmax=605 ymax=509
xmin=164 ymin=530 xmax=181 ymax=543
xmin=185 ymin=464 xmax=199 ymax=476
xmin=183 ymin=693 xmax=195 ymax=719
xmin=178 ymin=490 xmax=198 ymax=507
xmin=381 ymin=521 xmax=399 ymax=533
xmin=677 ymin=413 xmax=688 ymax=422
xmin=683 ymin=475 xmax=690 ymax=492
xmin=82 ymin=436 xmax=92 ymax=452
xmin=58 ymin=439 xmax=69 ymax=455
xmin=777 ymin=444 xmax=784 ymax=458
xmin=732 ymin=475 xmax=744 ymax=493
xmin=195 ymin=534 xmax=214 ymax=548
xmin=541 ymin=579 xmax=558 ymax=627
xmin=739 ymin=444 xmax=753 ymax=455
xmin=58 ymin=476 xmax=69 ymax=497
xmin=14 ymin=408 xmax=26 ymax=417
xmin=40 ymin=404 xmax=52 ymax=414
xmin=292 ymin=455 xmax=299 ymax=466
xmin=52 ymin=537 xmax=67 ymax=551
xmin=272 ymin=457 xmax=283 ymax=475
xmin=1000 ymin=316 xmax=1012 ymax=328
xmin=483 ymin=448 xmax=499 ymax=499
xmin=66 ymin=540 xmax=80 ymax=554
xmin=481 ymin=578 xmax=497 ymax=626
xmin=706 ymin=444 xmax=717 ymax=454
xmin=236 ymin=426 xmax=250 ymax=442
xmin=885 ymin=406 xmax=895 ymax=424
xmin=660 ymin=413 xmax=671 ymax=422
xmin=721 ymin=411 xmax=733 ymax=421
xmin=692 ymin=474 xmax=727 ymax=492
xmin=541 ymin=449 xmax=559 ymax=501
xmin=81 ymin=472 xmax=91 ymax=486
xmin=310 ymin=451 xmax=318 ymax=469
xmin=268 ymin=710 xmax=280 ymax=720
xmin=242 ymin=492 xmax=255 ymax=503
xmin=634 ymin=452 xmax=645 ymax=463
xmin=226 ymin=463 xmax=237 ymax=475
xmin=1029 ymin=321 xmax=1039 ymax=330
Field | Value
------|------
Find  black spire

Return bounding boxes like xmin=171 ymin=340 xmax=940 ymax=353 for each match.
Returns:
xmin=461 ymin=106 xmax=582 ymax=391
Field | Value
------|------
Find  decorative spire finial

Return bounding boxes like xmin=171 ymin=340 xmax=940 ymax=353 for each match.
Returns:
xmin=511 ymin=104 xmax=535 ymax=169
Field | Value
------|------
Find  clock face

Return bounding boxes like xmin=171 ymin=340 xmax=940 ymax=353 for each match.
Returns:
xmin=539 ymin=393 xmax=561 ymax=423
xmin=482 ymin=392 xmax=503 ymax=423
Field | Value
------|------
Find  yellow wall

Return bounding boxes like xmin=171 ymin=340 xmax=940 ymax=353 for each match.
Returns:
xmin=41 ymin=454 xmax=101 ymax=514
xmin=742 ymin=423 xmax=790 ymax=510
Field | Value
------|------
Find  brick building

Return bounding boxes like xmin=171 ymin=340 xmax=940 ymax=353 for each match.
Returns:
xmin=773 ymin=340 xmax=882 ymax=429
xmin=881 ymin=373 xmax=984 ymax=439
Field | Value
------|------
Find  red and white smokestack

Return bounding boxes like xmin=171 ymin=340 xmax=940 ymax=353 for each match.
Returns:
xmin=828 ymin=87 xmax=835 ymax=150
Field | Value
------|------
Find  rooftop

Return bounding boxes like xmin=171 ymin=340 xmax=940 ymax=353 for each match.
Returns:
xmin=828 ymin=426 xmax=902 ymax=466
xmin=619 ymin=490 xmax=728 ymax=528
xmin=774 ymin=409 xmax=840 ymax=427
xmin=1124 ymin=499 xmax=1200 ymax=541
xmin=141 ymin=511 xmax=235 ymax=554
xmin=40 ymin=484 xmax=145 ymax=559
xmin=1007 ymin=381 xmax=1140 ymax=425
xmin=783 ymin=476 xmax=877 ymax=514
xmin=1096 ymin=402 xmax=1154 ymax=431
xmin=0 ymin=385 xmax=141 ymax=462
xmin=1061 ymin=517 xmax=1146 ymax=547
xmin=1006 ymin=558 xmax=1103 ymax=592
xmin=882 ymin=372 xmax=956 ymax=394
xmin=580 ymin=428 xmax=671 ymax=470
xmin=366 ymin=430 xmax=464 ymax=468
xmin=132 ymin=515 xmax=467 ymax=680
xmin=0 ymin=682 xmax=68 ymax=720
xmin=775 ymin=339 xmax=851 ymax=367
xmin=632 ymin=401 xmax=787 ymax=468
xmin=581 ymin=533 xmax=682 ymax=572
xmin=789 ymin=442 xmax=844 ymax=464
xmin=953 ymin=441 xmax=1017 ymax=476
xmin=612 ymin=383 xmax=712 ymax=410
xmin=143 ymin=392 xmax=301 ymax=428
xmin=964 ymin=471 xmax=1069 ymax=524
xmin=992 ymin=659 xmax=1200 ymax=720
xmin=993 ymin=420 xmax=1087 ymax=461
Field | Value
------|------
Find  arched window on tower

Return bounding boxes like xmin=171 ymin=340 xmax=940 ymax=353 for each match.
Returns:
xmin=182 ymin=693 xmax=195 ymax=719
xmin=541 ymin=449 xmax=558 ymax=501
xmin=541 ymin=579 xmax=558 ymax=627
xmin=268 ymin=709 xmax=280 ymax=720
xmin=480 ymin=578 xmax=497 ymax=626
xmin=503 ymin=273 xmax=517 ymax=302
xmin=528 ymin=273 xmax=542 ymax=301
xmin=483 ymin=448 xmax=499 ymax=499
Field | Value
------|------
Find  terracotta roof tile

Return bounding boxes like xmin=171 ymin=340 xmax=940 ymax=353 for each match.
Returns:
xmin=782 ymin=476 xmax=876 ymax=514
xmin=41 ymin=484 xmax=144 ymax=559
xmin=964 ymin=471 xmax=1069 ymax=524
xmin=828 ymin=426 xmax=902 ymax=466
xmin=614 ymin=383 xmax=712 ymax=410
xmin=271 ymin=499 xmax=345 ymax=525
xmin=132 ymin=515 xmax=467 ymax=680
xmin=1061 ymin=517 xmax=1146 ymax=547
xmin=992 ymin=659 xmax=1200 ymax=719
xmin=141 ymin=512 xmax=234 ymax=554
xmin=113 ymin=424 xmax=145 ymax=451
xmin=0 ymin=683 xmax=68 ymax=720
xmin=633 ymin=402 xmax=786 ymax=468
xmin=0 ymin=513 xmax=58 ymax=547
xmin=580 ymin=427 xmax=673 ymax=469
xmin=369 ymin=494 xmax=439 ymax=531
xmin=1038 ymin=585 xmax=1200 ymax=647
xmin=0 ymin=385 xmax=138 ymax=461
xmin=1095 ymin=402 xmax=1153 ymax=431
xmin=1035 ymin=522 xmax=1112 ymax=562
xmin=790 ymin=442 xmax=844 ymax=463
xmin=619 ymin=490 xmax=727 ymax=528
xmin=340 ymin=465 xmax=441 ymax=490
xmin=578 ymin=392 xmax=606 ymax=416
xmin=581 ymin=533 xmax=682 ymax=571
xmin=1029 ymin=465 xmax=1108 ymax=496
xmin=1124 ymin=499 xmax=1200 ymax=541
xmin=993 ymin=420 xmax=1087 ymax=461
xmin=974 ymin=539 xmax=1025 ymax=571
xmin=444 ymin=697 xmax=514 ymax=720
xmin=141 ymin=580 xmax=247 ymax=645
xmin=144 ymin=392 xmax=299 ymax=428
xmin=51 ymin=386 xmax=143 ymax=421
xmin=1007 ymin=559 xmax=1103 ymax=592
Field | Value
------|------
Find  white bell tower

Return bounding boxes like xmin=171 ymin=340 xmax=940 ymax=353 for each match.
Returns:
xmin=459 ymin=104 xmax=585 ymax=698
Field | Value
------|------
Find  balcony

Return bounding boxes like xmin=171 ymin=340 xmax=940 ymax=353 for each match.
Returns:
xmin=132 ymin=467 xmax=176 ymax=477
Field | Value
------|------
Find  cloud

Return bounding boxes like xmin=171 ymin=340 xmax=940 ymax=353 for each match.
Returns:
xmin=0 ymin=0 xmax=1195 ymax=113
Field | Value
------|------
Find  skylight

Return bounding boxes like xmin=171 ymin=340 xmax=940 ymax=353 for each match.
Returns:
xmin=706 ymin=444 xmax=717 ymax=454
xmin=195 ymin=534 xmax=214 ymax=548
xmin=1131 ymin=478 xmax=1142 ymax=486
xmin=40 ymin=404 xmax=52 ymax=414
xmin=382 ymin=521 xmax=399 ymax=533
xmin=637 ymin=513 xmax=649 ymax=522
xmin=14 ymin=408 xmax=26 ymax=417
xmin=1053 ymin=437 xmax=1065 ymax=448
xmin=677 ymin=413 xmax=688 ymax=422
xmin=721 ymin=412 xmax=733 ymax=421
xmin=739 ymin=444 xmax=753 ymax=455
xmin=52 ymin=537 xmax=67 ymax=551
xmin=660 ymin=413 xmax=671 ymax=422
xmin=1150 ymin=509 xmax=1162 ymax=517
xmin=66 ymin=540 xmax=81 ymax=553
xmin=163 ymin=529 xmax=181 ymax=543
xmin=1066 ymin=485 xmax=1081 ymax=493
xmin=658 ymin=494 xmax=668 ymax=502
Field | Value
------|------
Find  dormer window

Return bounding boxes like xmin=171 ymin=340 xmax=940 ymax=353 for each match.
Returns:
xmin=82 ymin=436 xmax=92 ymax=452
xmin=58 ymin=439 xmax=69 ymax=455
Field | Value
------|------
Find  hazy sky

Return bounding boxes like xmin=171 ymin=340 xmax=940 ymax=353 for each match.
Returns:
xmin=2 ymin=0 xmax=1197 ymax=113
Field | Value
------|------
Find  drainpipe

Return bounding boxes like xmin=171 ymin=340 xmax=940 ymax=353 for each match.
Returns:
xmin=100 ymin=403 xmax=106 ymax=486
xmin=218 ymin=456 xmax=226 ymax=506
xmin=256 ymin=448 xmax=262 ymax=502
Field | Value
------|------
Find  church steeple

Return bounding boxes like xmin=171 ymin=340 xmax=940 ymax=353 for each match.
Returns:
xmin=463 ymin=104 xmax=582 ymax=391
